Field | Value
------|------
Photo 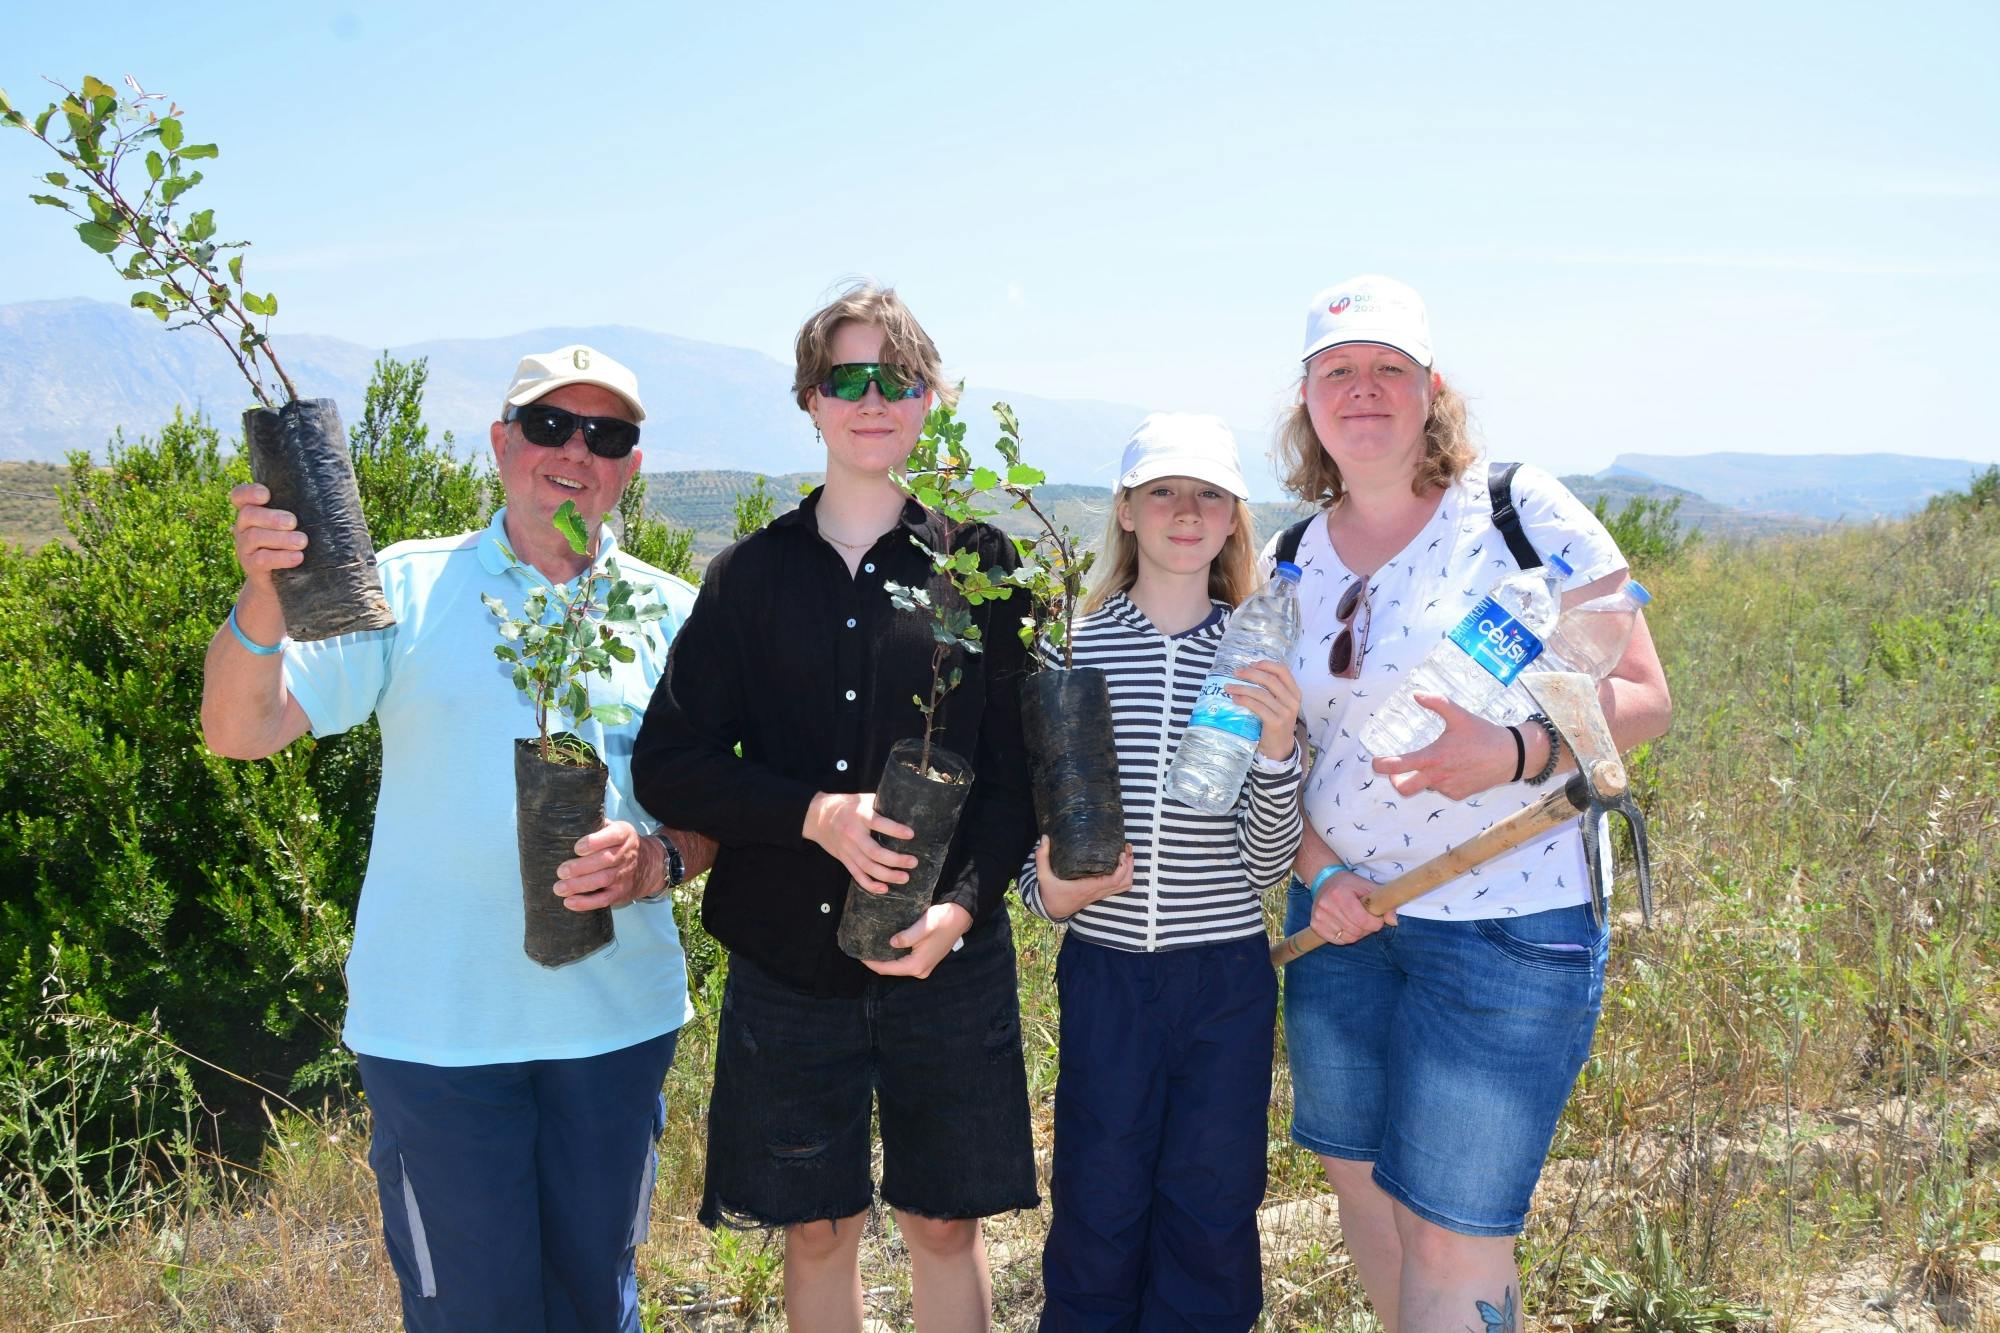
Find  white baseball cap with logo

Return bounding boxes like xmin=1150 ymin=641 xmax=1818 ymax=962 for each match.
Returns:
xmin=1116 ymin=412 xmax=1250 ymax=500
xmin=1300 ymin=274 xmax=1433 ymax=369
xmin=502 ymin=344 xmax=646 ymax=421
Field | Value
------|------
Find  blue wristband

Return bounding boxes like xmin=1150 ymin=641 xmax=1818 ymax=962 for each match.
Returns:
xmin=1309 ymin=863 xmax=1349 ymax=895
xmin=226 ymin=605 xmax=284 ymax=656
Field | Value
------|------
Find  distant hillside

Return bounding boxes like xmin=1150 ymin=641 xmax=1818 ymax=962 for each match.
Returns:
xmin=0 ymin=461 xmax=72 ymax=550
xmin=0 ymin=298 xmax=1279 ymax=495
xmin=1604 ymin=451 xmax=1984 ymax=521
xmin=1560 ymin=472 xmax=1830 ymax=541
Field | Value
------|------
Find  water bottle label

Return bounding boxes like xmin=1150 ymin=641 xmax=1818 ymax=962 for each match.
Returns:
xmin=1446 ymin=597 xmax=1544 ymax=686
xmin=1188 ymin=673 xmax=1263 ymax=741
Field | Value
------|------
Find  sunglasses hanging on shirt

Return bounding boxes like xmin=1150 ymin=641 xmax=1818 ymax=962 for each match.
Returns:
xmin=1328 ymin=577 xmax=1372 ymax=679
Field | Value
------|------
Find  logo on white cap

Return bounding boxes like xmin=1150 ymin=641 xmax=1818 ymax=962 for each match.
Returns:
xmin=1301 ymin=274 xmax=1433 ymax=369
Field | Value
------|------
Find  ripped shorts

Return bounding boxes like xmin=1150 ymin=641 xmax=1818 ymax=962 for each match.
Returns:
xmin=698 ymin=908 xmax=1039 ymax=1229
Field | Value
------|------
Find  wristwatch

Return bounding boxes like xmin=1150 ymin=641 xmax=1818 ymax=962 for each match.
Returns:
xmin=637 ymin=834 xmax=685 ymax=903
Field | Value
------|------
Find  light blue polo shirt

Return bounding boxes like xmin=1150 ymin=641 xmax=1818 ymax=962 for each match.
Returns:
xmin=282 ymin=508 xmax=698 ymax=1066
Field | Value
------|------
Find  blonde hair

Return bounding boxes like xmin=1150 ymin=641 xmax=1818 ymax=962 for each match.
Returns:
xmin=791 ymin=282 xmax=957 ymax=413
xmin=1274 ymin=373 xmax=1476 ymax=506
xmin=1080 ymin=491 xmax=1261 ymax=615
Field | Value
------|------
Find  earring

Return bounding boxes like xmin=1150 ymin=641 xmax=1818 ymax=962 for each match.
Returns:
xmin=814 ymin=424 xmax=823 ymax=444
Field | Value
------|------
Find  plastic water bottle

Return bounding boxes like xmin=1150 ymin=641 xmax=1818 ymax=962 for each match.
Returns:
xmin=1164 ymin=563 xmax=1303 ymax=813
xmin=1488 ymin=580 xmax=1653 ymax=724
xmin=1358 ymin=554 xmax=1572 ymax=757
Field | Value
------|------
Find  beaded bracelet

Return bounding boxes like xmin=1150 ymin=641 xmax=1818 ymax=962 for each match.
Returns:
xmin=226 ymin=605 xmax=283 ymax=656
xmin=1523 ymin=712 xmax=1563 ymax=786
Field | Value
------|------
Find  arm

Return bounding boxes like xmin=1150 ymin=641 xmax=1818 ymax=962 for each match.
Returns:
xmin=201 ymin=483 xmax=313 ymax=760
xmin=630 ymin=551 xmax=823 ymax=848
xmin=1226 ymin=660 xmax=1305 ymax=891
xmin=1372 ymin=568 xmax=1672 ymax=798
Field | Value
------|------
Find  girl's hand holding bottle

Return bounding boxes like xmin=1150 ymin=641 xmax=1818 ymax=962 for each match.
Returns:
xmin=1222 ymin=659 xmax=1303 ymax=761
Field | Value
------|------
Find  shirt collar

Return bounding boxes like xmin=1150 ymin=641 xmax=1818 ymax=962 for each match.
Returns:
xmin=477 ymin=505 xmax=623 ymax=583
xmin=1102 ymin=588 xmax=1230 ymax=639
xmin=776 ymin=485 xmax=931 ymax=542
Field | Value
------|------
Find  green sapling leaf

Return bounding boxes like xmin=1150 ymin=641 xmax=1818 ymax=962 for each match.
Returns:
xmin=552 ymin=499 xmax=589 ymax=555
xmin=76 ymin=221 xmax=119 ymax=253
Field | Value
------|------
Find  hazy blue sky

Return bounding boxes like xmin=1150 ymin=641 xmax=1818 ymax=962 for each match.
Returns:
xmin=4 ymin=1 xmax=1995 ymax=479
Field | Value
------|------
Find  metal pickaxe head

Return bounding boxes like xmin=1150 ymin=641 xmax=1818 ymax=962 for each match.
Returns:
xmin=1522 ymin=671 xmax=1655 ymax=926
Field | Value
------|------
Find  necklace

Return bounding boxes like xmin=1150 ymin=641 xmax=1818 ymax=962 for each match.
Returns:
xmin=818 ymin=523 xmax=890 ymax=552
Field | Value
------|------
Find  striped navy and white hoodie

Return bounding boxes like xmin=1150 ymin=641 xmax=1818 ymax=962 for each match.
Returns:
xmin=1018 ymin=590 xmax=1304 ymax=951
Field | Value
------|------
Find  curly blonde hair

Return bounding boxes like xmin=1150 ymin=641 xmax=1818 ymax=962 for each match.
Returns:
xmin=1274 ymin=375 xmax=1476 ymax=506
xmin=791 ymin=282 xmax=956 ymax=413
xmin=1079 ymin=492 xmax=1261 ymax=616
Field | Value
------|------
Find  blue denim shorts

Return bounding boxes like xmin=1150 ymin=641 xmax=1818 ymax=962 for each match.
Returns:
xmin=1281 ymin=879 xmax=1606 ymax=1237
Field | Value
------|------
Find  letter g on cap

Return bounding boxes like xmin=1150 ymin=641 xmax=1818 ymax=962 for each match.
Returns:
xmin=572 ymin=348 xmax=592 ymax=370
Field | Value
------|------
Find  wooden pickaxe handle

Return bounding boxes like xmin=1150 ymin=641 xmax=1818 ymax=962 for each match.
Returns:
xmin=1270 ymin=769 xmax=1601 ymax=967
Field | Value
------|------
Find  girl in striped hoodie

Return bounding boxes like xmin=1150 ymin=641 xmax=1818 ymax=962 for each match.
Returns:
xmin=1022 ymin=413 xmax=1304 ymax=1331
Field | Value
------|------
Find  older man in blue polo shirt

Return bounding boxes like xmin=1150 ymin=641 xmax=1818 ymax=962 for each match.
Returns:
xmin=200 ymin=345 xmax=709 ymax=1333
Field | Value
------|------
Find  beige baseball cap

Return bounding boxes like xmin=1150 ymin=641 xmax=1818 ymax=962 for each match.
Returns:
xmin=501 ymin=344 xmax=646 ymax=421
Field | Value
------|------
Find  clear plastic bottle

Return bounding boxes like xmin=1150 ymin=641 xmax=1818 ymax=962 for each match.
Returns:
xmin=1164 ymin=562 xmax=1303 ymax=814
xmin=1488 ymin=579 xmax=1653 ymax=724
xmin=1358 ymin=554 xmax=1572 ymax=757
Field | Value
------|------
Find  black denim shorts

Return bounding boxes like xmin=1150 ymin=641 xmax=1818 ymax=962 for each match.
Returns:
xmin=698 ymin=909 xmax=1040 ymax=1229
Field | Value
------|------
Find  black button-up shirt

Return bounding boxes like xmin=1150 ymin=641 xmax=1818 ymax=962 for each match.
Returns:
xmin=631 ymin=488 xmax=1035 ymax=997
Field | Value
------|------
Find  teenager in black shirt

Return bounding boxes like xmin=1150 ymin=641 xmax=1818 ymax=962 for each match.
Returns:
xmin=633 ymin=284 xmax=1037 ymax=1330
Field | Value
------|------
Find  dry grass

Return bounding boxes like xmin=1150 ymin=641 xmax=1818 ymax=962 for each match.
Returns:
xmin=5 ymin=495 xmax=1999 ymax=1331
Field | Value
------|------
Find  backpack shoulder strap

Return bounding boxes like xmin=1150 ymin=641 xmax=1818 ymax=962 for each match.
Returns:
xmin=1273 ymin=515 xmax=1315 ymax=567
xmin=1486 ymin=461 xmax=1542 ymax=570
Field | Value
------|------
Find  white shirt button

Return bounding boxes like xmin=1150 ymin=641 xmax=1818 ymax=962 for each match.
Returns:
xmin=836 ymin=759 xmax=849 ymax=772
xmin=845 ymin=689 xmax=857 ymax=701
xmin=846 ymin=617 xmax=857 ymax=628
xmin=820 ymin=902 xmax=831 ymax=914
xmin=864 ymin=562 xmax=875 ymax=573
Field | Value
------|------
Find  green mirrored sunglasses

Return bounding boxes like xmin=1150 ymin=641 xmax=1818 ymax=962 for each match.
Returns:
xmin=820 ymin=362 xmax=925 ymax=402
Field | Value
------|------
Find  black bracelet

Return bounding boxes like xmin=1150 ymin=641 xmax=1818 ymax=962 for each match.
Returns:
xmin=1507 ymin=725 xmax=1526 ymax=783
xmin=1523 ymin=712 xmax=1562 ymax=786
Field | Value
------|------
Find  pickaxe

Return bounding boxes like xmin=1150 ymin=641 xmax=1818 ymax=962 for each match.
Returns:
xmin=1270 ymin=671 xmax=1654 ymax=967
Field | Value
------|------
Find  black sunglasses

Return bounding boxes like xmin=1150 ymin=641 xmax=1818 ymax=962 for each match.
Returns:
xmin=504 ymin=404 xmax=641 ymax=459
xmin=1328 ymin=578 xmax=1372 ymax=679
xmin=820 ymin=362 xmax=926 ymax=402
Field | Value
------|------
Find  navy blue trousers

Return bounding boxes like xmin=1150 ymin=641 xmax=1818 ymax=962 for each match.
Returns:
xmin=1040 ymin=934 xmax=1277 ymax=1332
xmin=354 ymin=1028 xmax=679 ymax=1333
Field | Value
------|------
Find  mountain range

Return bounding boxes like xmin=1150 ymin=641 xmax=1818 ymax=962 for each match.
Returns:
xmin=0 ymin=298 xmax=1199 ymax=494
xmin=3 ymin=299 xmax=1990 ymax=523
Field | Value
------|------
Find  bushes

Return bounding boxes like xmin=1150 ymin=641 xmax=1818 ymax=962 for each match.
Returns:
xmin=0 ymin=353 xmax=716 ymax=1247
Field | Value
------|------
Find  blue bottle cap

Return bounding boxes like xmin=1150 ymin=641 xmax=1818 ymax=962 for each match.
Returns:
xmin=1546 ymin=553 xmax=1573 ymax=578
xmin=1275 ymin=561 xmax=1302 ymax=581
xmin=1624 ymin=579 xmax=1652 ymax=605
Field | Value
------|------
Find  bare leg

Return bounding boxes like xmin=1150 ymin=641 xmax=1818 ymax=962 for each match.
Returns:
xmin=1393 ymin=1209 xmax=1519 ymax=1333
xmin=1320 ymin=1155 xmax=1404 ymax=1332
xmin=785 ymin=1211 xmax=867 ymax=1333
xmin=894 ymin=1209 xmax=991 ymax=1331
